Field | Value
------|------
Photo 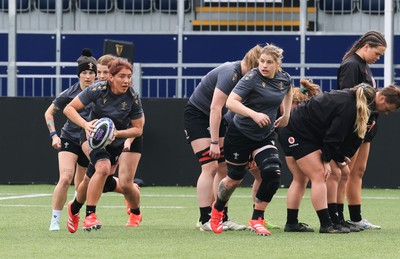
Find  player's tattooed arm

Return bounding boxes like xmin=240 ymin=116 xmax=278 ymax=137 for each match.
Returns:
xmin=45 ymin=104 xmax=59 ymax=132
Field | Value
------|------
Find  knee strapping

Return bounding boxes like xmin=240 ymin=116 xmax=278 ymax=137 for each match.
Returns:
xmin=256 ymin=171 xmax=281 ymax=202
xmin=103 ymin=176 xmax=117 ymax=193
xmin=195 ymin=147 xmax=214 ymax=165
xmin=254 ymin=147 xmax=282 ymax=202
xmin=254 ymin=147 xmax=282 ymax=174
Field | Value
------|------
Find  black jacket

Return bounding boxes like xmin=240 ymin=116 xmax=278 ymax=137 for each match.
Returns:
xmin=287 ymin=89 xmax=358 ymax=162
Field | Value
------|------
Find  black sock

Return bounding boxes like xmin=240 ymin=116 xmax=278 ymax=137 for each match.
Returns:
xmin=71 ymin=199 xmax=83 ymax=215
xmin=200 ymin=206 xmax=211 ymax=224
xmin=286 ymin=208 xmax=299 ymax=225
xmin=316 ymin=208 xmax=332 ymax=228
xmin=223 ymin=207 xmax=229 ymax=222
xmin=130 ymin=207 xmax=141 ymax=215
xmin=86 ymin=205 xmax=96 ymax=217
xmin=251 ymin=209 xmax=264 ymax=220
xmin=214 ymin=197 xmax=228 ymax=212
xmin=348 ymin=204 xmax=362 ymax=222
xmin=337 ymin=203 xmax=344 ymax=221
xmin=328 ymin=203 xmax=340 ymax=224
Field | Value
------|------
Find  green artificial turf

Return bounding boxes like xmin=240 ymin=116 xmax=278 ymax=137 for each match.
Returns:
xmin=0 ymin=185 xmax=399 ymax=258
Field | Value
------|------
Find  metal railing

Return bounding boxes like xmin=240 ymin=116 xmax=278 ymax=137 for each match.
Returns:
xmin=1 ymin=61 xmax=397 ymax=98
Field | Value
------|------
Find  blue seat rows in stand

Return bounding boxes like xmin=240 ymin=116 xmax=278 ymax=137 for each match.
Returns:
xmin=153 ymin=0 xmax=191 ymax=13
xmin=77 ymin=0 xmax=114 ymax=13
xmin=319 ymin=0 xmax=356 ymax=14
xmin=116 ymin=0 xmax=152 ymax=13
xmin=0 ymin=0 xmax=192 ymax=13
xmin=320 ymin=0 xmax=398 ymax=14
xmin=360 ymin=0 xmax=398 ymax=14
xmin=36 ymin=0 xmax=71 ymax=12
xmin=0 ymin=0 xmax=31 ymax=12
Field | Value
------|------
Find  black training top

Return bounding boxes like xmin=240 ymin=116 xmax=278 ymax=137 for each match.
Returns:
xmin=287 ymin=89 xmax=358 ymax=162
xmin=53 ymin=82 xmax=91 ymax=144
xmin=232 ymin=68 xmax=292 ymax=141
xmin=189 ymin=61 xmax=242 ymax=116
xmin=337 ymin=53 xmax=375 ymax=90
xmin=337 ymin=53 xmax=379 ymax=143
xmin=78 ymin=81 xmax=143 ymax=147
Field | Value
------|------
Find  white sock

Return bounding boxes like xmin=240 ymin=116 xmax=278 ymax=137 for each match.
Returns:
xmin=51 ymin=210 xmax=62 ymax=223
xmin=74 ymin=190 xmax=78 ymax=199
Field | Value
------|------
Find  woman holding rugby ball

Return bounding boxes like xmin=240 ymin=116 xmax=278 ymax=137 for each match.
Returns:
xmin=64 ymin=58 xmax=144 ymax=232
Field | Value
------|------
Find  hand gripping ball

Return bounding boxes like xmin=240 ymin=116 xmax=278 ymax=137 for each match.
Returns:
xmin=88 ymin=117 xmax=115 ymax=149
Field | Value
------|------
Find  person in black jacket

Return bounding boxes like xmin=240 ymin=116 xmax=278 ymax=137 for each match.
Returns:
xmin=336 ymin=30 xmax=387 ymax=229
xmin=281 ymin=84 xmax=400 ymax=234
xmin=328 ymin=84 xmax=400 ymax=231
xmin=279 ymin=83 xmax=376 ymax=234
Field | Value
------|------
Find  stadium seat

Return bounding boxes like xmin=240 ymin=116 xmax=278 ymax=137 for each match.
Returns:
xmin=116 ymin=0 xmax=152 ymax=13
xmin=0 ymin=0 xmax=31 ymax=12
xmin=319 ymin=0 xmax=356 ymax=14
xmin=153 ymin=0 xmax=191 ymax=13
xmin=36 ymin=0 xmax=71 ymax=13
xmin=360 ymin=0 xmax=393 ymax=14
xmin=77 ymin=0 xmax=114 ymax=13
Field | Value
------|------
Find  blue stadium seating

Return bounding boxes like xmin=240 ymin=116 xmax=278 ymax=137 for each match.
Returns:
xmin=116 ymin=0 xmax=152 ymax=13
xmin=77 ymin=0 xmax=114 ymax=13
xmin=319 ymin=0 xmax=356 ymax=14
xmin=153 ymin=0 xmax=191 ymax=13
xmin=36 ymin=0 xmax=71 ymax=13
xmin=360 ymin=0 xmax=395 ymax=14
xmin=0 ymin=0 xmax=31 ymax=12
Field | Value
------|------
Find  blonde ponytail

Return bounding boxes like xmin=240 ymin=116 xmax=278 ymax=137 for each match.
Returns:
xmin=354 ymin=83 xmax=376 ymax=138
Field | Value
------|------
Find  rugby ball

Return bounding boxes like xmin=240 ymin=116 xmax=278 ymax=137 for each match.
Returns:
xmin=88 ymin=117 xmax=115 ymax=149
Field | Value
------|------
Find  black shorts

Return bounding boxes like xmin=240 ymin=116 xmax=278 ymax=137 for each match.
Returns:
xmin=60 ymin=138 xmax=89 ymax=167
xmin=183 ymin=102 xmax=227 ymax=143
xmin=89 ymin=144 xmax=124 ymax=166
xmin=126 ymin=135 xmax=144 ymax=153
xmin=277 ymin=127 xmax=320 ymax=160
xmin=224 ymin=122 xmax=276 ymax=164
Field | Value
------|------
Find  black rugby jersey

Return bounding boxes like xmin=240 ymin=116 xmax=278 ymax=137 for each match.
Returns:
xmin=53 ymin=82 xmax=91 ymax=144
xmin=189 ymin=61 xmax=242 ymax=116
xmin=77 ymin=81 xmax=143 ymax=146
xmin=232 ymin=68 xmax=292 ymax=141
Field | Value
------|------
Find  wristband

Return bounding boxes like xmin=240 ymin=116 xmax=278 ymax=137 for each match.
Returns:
xmin=210 ymin=141 xmax=219 ymax=145
xmin=49 ymin=131 xmax=57 ymax=137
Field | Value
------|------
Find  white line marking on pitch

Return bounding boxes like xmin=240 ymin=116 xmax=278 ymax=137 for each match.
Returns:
xmin=0 ymin=204 xmax=185 ymax=209
xmin=0 ymin=194 xmax=51 ymax=200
